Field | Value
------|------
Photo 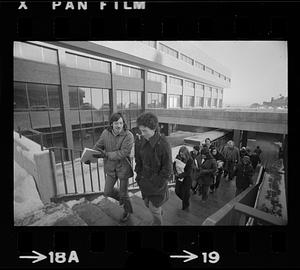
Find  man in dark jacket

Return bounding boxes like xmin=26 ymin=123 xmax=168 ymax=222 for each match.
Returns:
xmin=234 ymin=155 xmax=254 ymax=196
xmin=134 ymin=112 xmax=173 ymax=225
xmin=198 ymin=147 xmax=217 ymax=202
xmin=222 ymin=140 xmax=240 ymax=181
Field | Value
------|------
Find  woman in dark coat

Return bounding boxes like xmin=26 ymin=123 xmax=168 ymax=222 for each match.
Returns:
xmin=210 ymin=147 xmax=225 ymax=193
xmin=198 ymin=147 xmax=217 ymax=202
xmin=174 ymin=146 xmax=194 ymax=210
xmin=234 ymin=155 xmax=254 ymax=196
xmin=190 ymin=145 xmax=201 ymax=194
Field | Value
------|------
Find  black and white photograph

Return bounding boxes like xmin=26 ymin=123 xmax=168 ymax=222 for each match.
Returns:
xmin=13 ymin=40 xmax=287 ymax=226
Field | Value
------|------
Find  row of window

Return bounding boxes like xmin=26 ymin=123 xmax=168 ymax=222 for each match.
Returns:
xmin=14 ymin=82 xmax=60 ymax=110
xmin=154 ymin=41 xmax=231 ymax=83
xmin=168 ymin=94 xmax=222 ymax=109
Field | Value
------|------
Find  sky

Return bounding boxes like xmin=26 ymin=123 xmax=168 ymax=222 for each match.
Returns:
xmin=188 ymin=41 xmax=287 ymax=106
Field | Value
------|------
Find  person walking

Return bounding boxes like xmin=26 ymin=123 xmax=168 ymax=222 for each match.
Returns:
xmin=190 ymin=145 xmax=201 ymax=194
xmin=222 ymin=140 xmax=240 ymax=181
xmin=89 ymin=112 xmax=134 ymax=223
xmin=134 ymin=112 xmax=172 ymax=225
xmin=174 ymin=146 xmax=194 ymax=210
xmin=254 ymin=146 xmax=262 ymax=157
xmin=198 ymin=147 xmax=217 ymax=202
xmin=250 ymin=151 xmax=261 ymax=170
xmin=234 ymin=155 xmax=254 ymax=196
xmin=210 ymin=147 xmax=225 ymax=193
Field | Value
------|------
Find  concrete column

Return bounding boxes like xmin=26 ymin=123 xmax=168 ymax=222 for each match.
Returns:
xmin=144 ymin=68 xmax=148 ymax=111
xmin=241 ymin=130 xmax=248 ymax=147
xmin=57 ymin=49 xmax=74 ymax=157
xmin=233 ymin=129 xmax=241 ymax=148
xmin=110 ymin=61 xmax=118 ymax=113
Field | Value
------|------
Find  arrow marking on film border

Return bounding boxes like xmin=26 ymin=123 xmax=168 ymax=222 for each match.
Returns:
xmin=19 ymin=250 xmax=47 ymax=263
xmin=170 ymin=250 xmax=198 ymax=263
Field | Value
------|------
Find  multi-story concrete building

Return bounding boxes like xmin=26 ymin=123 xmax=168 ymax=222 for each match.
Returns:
xmin=13 ymin=41 xmax=231 ymax=158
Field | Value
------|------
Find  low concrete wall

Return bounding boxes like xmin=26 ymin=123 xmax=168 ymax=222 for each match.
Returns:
xmin=14 ymin=132 xmax=57 ymax=204
xmin=147 ymin=108 xmax=287 ymax=134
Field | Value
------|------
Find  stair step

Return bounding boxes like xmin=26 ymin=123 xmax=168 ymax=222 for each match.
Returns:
xmin=96 ymin=197 xmax=142 ymax=226
xmin=129 ymin=195 xmax=155 ymax=225
xmin=73 ymin=201 xmax=119 ymax=226
xmin=53 ymin=213 xmax=88 ymax=226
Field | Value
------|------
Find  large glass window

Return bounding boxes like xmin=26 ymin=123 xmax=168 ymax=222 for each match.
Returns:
xmin=169 ymin=77 xmax=183 ymax=86
xmin=27 ymin=83 xmax=47 ymax=109
xmin=148 ymin=92 xmax=165 ymax=108
xmin=14 ymin=82 xmax=28 ymax=109
xmin=183 ymin=96 xmax=194 ymax=108
xmin=185 ymin=81 xmax=195 ymax=88
xmin=195 ymin=96 xmax=204 ymax=107
xmin=47 ymin=85 xmax=60 ymax=108
xmin=195 ymin=84 xmax=204 ymax=96
xmin=169 ymin=95 xmax=181 ymax=108
xmin=65 ymin=53 xmax=111 ymax=73
xmin=147 ymin=71 xmax=167 ymax=83
xmin=116 ymin=64 xmax=142 ymax=78
xmin=14 ymin=82 xmax=63 ymax=151
xmin=13 ymin=42 xmax=58 ymax=65
xmin=213 ymin=98 xmax=218 ymax=107
xmin=116 ymin=90 xmax=143 ymax=129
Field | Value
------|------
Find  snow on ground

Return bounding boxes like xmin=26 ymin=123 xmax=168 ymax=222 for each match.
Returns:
xmin=65 ymin=197 xmax=86 ymax=209
xmin=14 ymin=161 xmax=44 ymax=221
xmin=91 ymin=195 xmax=105 ymax=204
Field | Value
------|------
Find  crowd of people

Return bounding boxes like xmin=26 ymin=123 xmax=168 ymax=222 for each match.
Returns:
xmin=173 ymin=138 xmax=263 ymax=209
xmin=85 ymin=110 xmax=262 ymax=225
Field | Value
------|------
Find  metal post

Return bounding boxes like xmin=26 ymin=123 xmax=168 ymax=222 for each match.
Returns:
xmin=70 ymin=150 xmax=77 ymax=194
xmin=49 ymin=149 xmax=58 ymax=197
xmin=60 ymin=148 xmax=68 ymax=194
xmin=80 ymin=150 xmax=86 ymax=193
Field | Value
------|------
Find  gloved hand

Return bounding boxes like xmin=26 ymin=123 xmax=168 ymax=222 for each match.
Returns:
xmin=84 ymin=160 xmax=91 ymax=165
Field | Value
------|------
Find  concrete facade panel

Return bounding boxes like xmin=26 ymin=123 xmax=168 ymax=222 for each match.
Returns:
xmin=65 ymin=68 xmax=111 ymax=88
xmin=114 ymin=75 xmax=144 ymax=91
xmin=14 ymin=59 xmax=60 ymax=84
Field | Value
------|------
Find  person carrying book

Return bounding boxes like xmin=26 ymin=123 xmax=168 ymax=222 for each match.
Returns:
xmin=86 ymin=112 xmax=134 ymax=223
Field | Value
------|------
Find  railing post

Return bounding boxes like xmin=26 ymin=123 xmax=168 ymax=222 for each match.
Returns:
xmin=49 ymin=149 xmax=58 ymax=197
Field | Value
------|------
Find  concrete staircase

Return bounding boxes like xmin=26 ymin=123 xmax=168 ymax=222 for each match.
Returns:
xmin=14 ymin=188 xmax=209 ymax=226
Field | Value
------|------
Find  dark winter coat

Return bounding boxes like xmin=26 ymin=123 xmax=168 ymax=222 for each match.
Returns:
xmin=250 ymin=154 xmax=261 ymax=169
xmin=93 ymin=127 xmax=134 ymax=180
xmin=234 ymin=161 xmax=254 ymax=190
xmin=174 ymin=156 xmax=194 ymax=186
xmin=134 ymin=131 xmax=173 ymax=207
xmin=199 ymin=154 xmax=217 ymax=186
xmin=211 ymin=151 xmax=225 ymax=173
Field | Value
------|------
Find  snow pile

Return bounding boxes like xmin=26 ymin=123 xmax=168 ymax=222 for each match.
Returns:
xmin=15 ymin=203 xmax=76 ymax=226
xmin=14 ymin=161 xmax=44 ymax=221
xmin=65 ymin=197 xmax=86 ymax=209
